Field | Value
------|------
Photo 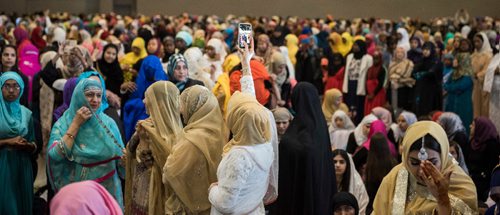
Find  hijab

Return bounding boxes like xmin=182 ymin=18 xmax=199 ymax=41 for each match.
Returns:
xmin=322 ymin=88 xmax=349 ymax=124
xmin=396 ymin=28 xmax=411 ymax=52
xmin=276 ymin=82 xmax=335 ymax=214
xmin=31 ymin=26 xmax=46 ymax=49
xmin=272 ymin=107 xmax=293 ymax=122
xmin=352 ymin=40 xmax=367 ymax=60
xmin=372 ymin=121 xmax=477 ymax=214
xmin=371 ymin=107 xmax=393 ymax=130
xmin=167 ymin=53 xmax=189 ymax=91
xmin=270 ymin=51 xmax=288 ymax=87
xmin=354 ymin=114 xmax=378 ymax=146
xmin=329 ymin=110 xmax=355 ymax=150
xmin=163 ymin=85 xmax=224 ymax=211
xmin=361 ymin=120 xmax=397 ymax=156
xmin=130 ymin=55 xmax=168 ymax=100
xmin=471 ymin=117 xmax=499 ymax=151
xmin=415 ymin=42 xmax=438 ymax=72
xmin=97 ymin=44 xmax=124 ymax=95
xmin=437 ymin=112 xmax=465 ymax=140
xmin=475 ymin=32 xmax=493 ymax=54
xmin=13 ymin=27 xmax=28 ymax=46
xmin=285 ymin=34 xmax=299 ymax=65
xmin=0 ymin=72 xmax=29 ymax=138
xmin=53 ymin=77 xmax=78 ymax=122
xmin=206 ymin=38 xmax=227 ymax=60
xmin=120 ymin=37 xmax=147 ymax=66
xmin=50 ymin=181 xmax=122 ymax=215
xmin=77 ymin=71 xmax=109 ymax=112
xmin=184 ymin=47 xmax=213 ymax=89
xmin=332 ymin=192 xmax=359 ymax=215
xmin=398 ymin=111 xmax=417 ymax=140
xmin=340 ymin=32 xmax=354 ymax=57
xmin=223 ymin=91 xmax=271 ymax=153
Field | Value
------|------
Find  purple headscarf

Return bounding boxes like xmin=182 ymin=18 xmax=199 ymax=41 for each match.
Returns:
xmin=472 ymin=117 xmax=499 ymax=151
xmin=14 ymin=27 xmax=29 ymax=46
xmin=53 ymin=78 xmax=78 ymax=122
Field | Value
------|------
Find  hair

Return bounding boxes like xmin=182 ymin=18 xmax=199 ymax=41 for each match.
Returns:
xmin=365 ymin=133 xmax=396 ymax=198
xmin=449 ymin=140 xmax=461 ymax=160
xmin=101 ymin=43 xmax=119 ymax=59
xmin=332 ymin=149 xmax=351 ymax=192
xmin=409 ymin=134 xmax=442 ymax=154
xmin=0 ymin=44 xmax=19 ymax=72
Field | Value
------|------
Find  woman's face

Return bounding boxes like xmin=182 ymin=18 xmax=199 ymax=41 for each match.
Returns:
xmin=449 ymin=145 xmax=458 ymax=161
xmin=164 ymin=39 xmax=176 ymax=54
xmin=335 ymin=117 xmax=345 ymax=128
xmin=395 ymin=48 xmax=405 ymax=60
xmin=86 ymin=76 xmax=102 ymax=111
xmin=410 ymin=39 xmax=419 ymax=49
xmin=2 ymin=79 xmax=21 ymax=102
xmin=1 ymin=47 xmax=16 ymax=69
xmin=276 ymin=120 xmax=290 ymax=136
xmin=147 ymin=39 xmax=158 ymax=55
xmin=257 ymin=39 xmax=269 ymax=53
xmin=407 ymin=149 xmax=442 ymax=184
xmin=422 ymin=48 xmax=431 ymax=57
xmin=205 ymin=45 xmax=217 ymax=59
xmin=333 ymin=154 xmax=347 ymax=177
xmin=351 ymin=43 xmax=360 ymax=53
xmin=104 ymin=47 xmax=117 ymax=64
xmin=334 ymin=205 xmax=356 ymax=215
xmin=174 ymin=61 xmax=188 ymax=82
xmin=473 ymin=36 xmax=483 ymax=50
xmin=274 ymin=64 xmax=286 ymax=75
xmin=398 ymin=115 xmax=408 ymax=131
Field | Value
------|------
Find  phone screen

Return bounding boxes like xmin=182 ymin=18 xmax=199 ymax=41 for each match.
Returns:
xmin=238 ymin=23 xmax=252 ymax=49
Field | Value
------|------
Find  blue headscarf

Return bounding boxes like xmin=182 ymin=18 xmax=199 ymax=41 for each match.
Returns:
xmin=167 ymin=53 xmax=188 ymax=91
xmin=0 ymin=72 xmax=30 ymax=138
xmin=48 ymin=79 xmax=124 ymax=189
xmin=175 ymin=31 xmax=193 ymax=47
xmin=78 ymin=71 xmax=109 ymax=112
xmin=224 ymin=27 xmax=234 ymax=48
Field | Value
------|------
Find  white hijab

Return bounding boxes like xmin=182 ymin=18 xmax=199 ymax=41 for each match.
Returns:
xmin=354 ymin=114 xmax=378 ymax=146
xmin=346 ymin=153 xmax=369 ymax=215
xmin=397 ymin=28 xmax=411 ymax=52
xmin=484 ymin=41 xmax=500 ymax=92
xmin=476 ymin=32 xmax=493 ymax=54
xmin=329 ymin=110 xmax=356 ymax=150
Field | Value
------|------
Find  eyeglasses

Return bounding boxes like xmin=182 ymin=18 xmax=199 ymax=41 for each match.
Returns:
xmin=2 ymin=84 xmax=21 ymax=91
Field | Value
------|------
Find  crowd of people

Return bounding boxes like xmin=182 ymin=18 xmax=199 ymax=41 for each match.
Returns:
xmin=0 ymin=9 xmax=500 ymax=215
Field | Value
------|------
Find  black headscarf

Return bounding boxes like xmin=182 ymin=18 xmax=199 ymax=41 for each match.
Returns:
xmin=97 ymin=44 xmax=124 ymax=95
xmin=332 ymin=192 xmax=360 ymax=215
xmin=329 ymin=53 xmax=345 ymax=76
xmin=352 ymin=40 xmax=367 ymax=59
xmin=415 ymin=42 xmax=437 ymax=72
xmin=273 ymin=82 xmax=336 ymax=214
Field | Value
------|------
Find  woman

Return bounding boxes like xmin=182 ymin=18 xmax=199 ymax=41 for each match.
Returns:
xmin=471 ymin=32 xmax=493 ymax=118
xmin=167 ymin=53 xmax=204 ymax=93
xmin=412 ymin=42 xmax=443 ymax=117
xmin=272 ymin=107 xmax=293 ymax=141
xmin=323 ymin=88 xmax=349 ymax=125
xmin=48 ymin=79 xmax=125 ymax=208
xmin=30 ymin=26 xmax=46 ymax=50
xmin=437 ymin=112 xmax=470 ymax=159
xmin=396 ymin=111 xmax=417 ymax=144
xmin=332 ymin=192 xmax=359 ymax=215
xmin=346 ymin=114 xmax=378 ymax=154
xmin=468 ymin=117 xmax=500 ymax=202
xmin=330 ymin=110 xmax=355 ymax=150
xmin=125 ymin=81 xmax=183 ymax=215
xmin=274 ymin=82 xmax=336 ymax=214
xmin=229 ymin=59 xmax=273 ymax=107
xmin=123 ymin=55 xmax=168 ymax=141
xmin=269 ymin=51 xmax=291 ymax=106
xmin=353 ymin=120 xmax=397 ymax=175
xmin=372 ymin=121 xmax=478 ymax=214
xmin=364 ymin=51 xmax=387 ymax=116
xmin=213 ymin=54 xmax=240 ymax=116
xmin=96 ymin=44 xmax=124 ymax=96
xmin=332 ymin=149 xmax=369 ymax=215
xmin=449 ymin=140 xmax=469 ymax=175
xmin=184 ymin=47 xmax=214 ymax=90
xmin=389 ymin=46 xmax=415 ymax=111
xmin=324 ymin=53 xmax=346 ymax=92
xmin=371 ymin=106 xmax=398 ymax=146
xmin=364 ymin=133 xmax=397 ymax=214
xmin=285 ymin=34 xmax=299 ymax=65
xmin=0 ymin=72 xmax=36 ymax=215
xmin=444 ymin=40 xmax=474 ymax=132
xmin=50 ymin=181 xmax=122 ymax=215
xmin=407 ymin=36 xmax=423 ymax=65
xmin=15 ymin=27 xmax=41 ymax=103
xmin=120 ymin=37 xmax=147 ymax=83
xmin=204 ymin=38 xmax=227 ymax=81
xmin=1 ymin=45 xmax=29 ymax=106
xmin=396 ymin=28 xmax=411 ymax=52
xmin=342 ymin=40 xmax=373 ymax=123
xmin=484 ymin=40 xmax=500 ymax=134
xmin=208 ymin=91 xmax=273 ymax=214
xmin=163 ymin=85 xmax=224 ymax=214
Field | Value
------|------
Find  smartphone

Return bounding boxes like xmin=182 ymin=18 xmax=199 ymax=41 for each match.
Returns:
xmin=238 ymin=23 xmax=252 ymax=49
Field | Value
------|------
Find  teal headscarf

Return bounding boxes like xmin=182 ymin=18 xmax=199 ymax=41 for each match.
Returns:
xmin=78 ymin=71 xmax=109 ymax=112
xmin=0 ymin=72 xmax=30 ymax=138
xmin=167 ymin=53 xmax=189 ymax=91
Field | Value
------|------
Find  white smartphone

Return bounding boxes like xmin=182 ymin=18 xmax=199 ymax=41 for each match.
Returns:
xmin=238 ymin=23 xmax=252 ymax=49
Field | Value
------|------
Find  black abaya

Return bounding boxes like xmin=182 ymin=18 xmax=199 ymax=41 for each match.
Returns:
xmin=271 ymin=82 xmax=336 ymax=215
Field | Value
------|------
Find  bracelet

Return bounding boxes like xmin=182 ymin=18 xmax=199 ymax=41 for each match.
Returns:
xmin=66 ymin=133 xmax=75 ymax=139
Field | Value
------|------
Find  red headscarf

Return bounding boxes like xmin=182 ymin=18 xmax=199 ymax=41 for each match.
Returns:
xmin=30 ymin=26 xmax=46 ymax=49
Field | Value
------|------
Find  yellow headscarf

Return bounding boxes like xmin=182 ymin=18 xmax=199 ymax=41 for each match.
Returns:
xmin=120 ymin=37 xmax=147 ymax=67
xmin=223 ymin=91 xmax=271 ymax=154
xmin=338 ymin=32 xmax=354 ymax=57
xmin=328 ymin=32 xmax=342 ymax=54
xmin=372 ymin=121 xmax=477 ymax=214
xmin=213 ymin=53 xmax=241 ymax=116
xmin=125 ymin=81 xmax=183 ymax=215
xmin=163 ymin=85 xmax=225 ymax=213
xmin=322 ymin=88 xmax=349 ymax=123
xmin=285 ymin=34 xmax=299 ymax=65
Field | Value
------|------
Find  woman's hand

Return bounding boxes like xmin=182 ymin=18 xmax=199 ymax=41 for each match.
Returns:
xmin=106 ymin=90 xmax=121 ymax=109
xmin=74 ymin=106 xmax=93 ymax=126
xmin=420 ymin=160 xmax=452 ymax=202
xmin=120 ymin=82 xmax=137 ymax=93
xmin=237 ymin=36 xmax=255 ymax=71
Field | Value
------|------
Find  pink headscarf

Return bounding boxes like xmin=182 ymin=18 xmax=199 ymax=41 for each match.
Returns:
xmin=361 ymin=120 xmax=397 ymax=156
xmin=50 ymin=181 xmax=123 ymax=215
xmin=18 ymin=40 xmax=41 ymax=102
